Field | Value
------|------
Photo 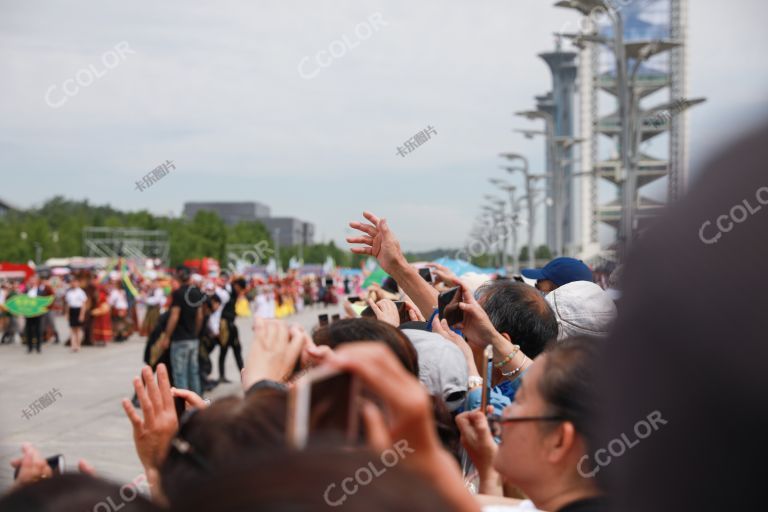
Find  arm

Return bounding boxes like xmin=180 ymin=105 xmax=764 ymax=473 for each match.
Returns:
xmin=347 ymin=211 xmax=438 ymax=318
xmin=161 ymin=306 xmax=180 ymax=348
xmin=195 ymin=306 xmax=203 ymax=336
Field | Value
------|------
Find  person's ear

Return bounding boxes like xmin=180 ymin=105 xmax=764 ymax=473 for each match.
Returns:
xmin=546 ymin=421 xmax=576 ymax=465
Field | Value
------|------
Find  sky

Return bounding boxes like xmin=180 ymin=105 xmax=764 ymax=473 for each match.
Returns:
xmin=1 ymin=0 xmax=767 ymax=252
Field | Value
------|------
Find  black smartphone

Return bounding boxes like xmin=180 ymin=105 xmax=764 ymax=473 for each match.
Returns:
xmin=418 ymin=268 xmax=433 ymax=283
xmin=318 ymin=314 xmax=329 ymax=327
xmin=286 ymin=367 xmax=361 ymax=449
xmin=347 ymin=296 xmax=361 ymax=303
xmin=174 ymin=396 xmax=186 ymax=420
xmin=331 ymin=314 xmax=340 ymax=322
xmin=437 ymin=286 xmax=464 ymax=326
xmin=393 ymin=301 xmax=410 ymax=324
xmin=14 ymin=454 xmax=64 ymax=479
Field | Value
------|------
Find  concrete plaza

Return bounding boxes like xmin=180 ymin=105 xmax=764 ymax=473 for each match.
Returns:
xmin=0 ymin=304 xmax=341 ymax=492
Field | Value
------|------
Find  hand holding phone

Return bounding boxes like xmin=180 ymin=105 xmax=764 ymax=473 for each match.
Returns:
xmin=286 ymin=367 xmax=362 ymax=449
xmin=12 ymin=444 xmax=63 ymax=481
xmin=438 ymin=286 xmax=464 ymax=327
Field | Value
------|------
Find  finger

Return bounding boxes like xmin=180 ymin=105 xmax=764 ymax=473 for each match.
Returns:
xmin=350 ymin=247 xmax=373 ymax=256
xmin=345 ymin=236 xmax=374 ymax=246
xmin=367 ymin=298 xmax=381 ymax=314
xmin=142 ymin=366 xmax=163 ymax=413
xmin=133 ymin=375 xmax=155 ymax=425
xmin=361 ymin=400 xmax=391 ymax=453
xmin=286 ymin=326 xmax=306 ymax=366
xmin=408 ymin=308 xmax=418 ymax=322
xmin=122 ymin=398 xmax=143 ymax=429
xmin=171 ymin=388 xmax=207 ymax=409
xmin=349 ymin=221 xmax=377 ymax=237
xmin=78 ymin=459 xmax=97 ymax=476
xmin=431 ymin=315 xmax=444 ymax=335
xmin=362 ymin=211 xmax=382 ymax=226
xmin=156 ymin=363 xmax=173 ymax=410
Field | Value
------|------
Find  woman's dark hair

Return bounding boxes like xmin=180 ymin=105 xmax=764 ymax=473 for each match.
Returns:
xmin=312 ymin=318 xmax=419 ymax=377
xmin=160 ymin=389 xmax=287 ymax=504
xmin=0 ymin=473 xmax=161 ymax=512
xmin=169 ymin=446 xmax=459 ymax=512
xmin=537 ymin=336 xmax=602 ymax=440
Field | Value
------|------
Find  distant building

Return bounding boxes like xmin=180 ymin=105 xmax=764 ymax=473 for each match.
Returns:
xmin=182 ymin=201 xmax=314 ymax=247
xmin=261 ymin=217 xmax=315 ymax=247
xmin=183 ymin=201 xmax=270 ymax=225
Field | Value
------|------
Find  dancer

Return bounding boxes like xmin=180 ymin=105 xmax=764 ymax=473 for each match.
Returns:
xmin=218 ymin=277 xmax=246 ymax=383
xmin=64 ymin=277 xmax=87 ymax=352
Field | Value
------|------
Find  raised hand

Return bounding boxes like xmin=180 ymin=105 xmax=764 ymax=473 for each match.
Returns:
xmin=121 ymin=364 xmax=179 ymax=471
xmin=242 ymin=318 xmax=305 ymax=389
xmin=455 ymin=280 xmax=502 ymax=349
xmin=9 ymin=443 xmax=53 ymax=488
xmin=425 ymin=262 xmax=459 ymax=287
xmin=455 ymin=407 xmax=503 ymax=496
xmin=432 ymin=316 xmax=475 ymax=367
xmin=367 ymin=298 xmax=401 ymax=327
xmin=347 ymin=212 xmax=407 ymax=275
xmin=329 ymin=343 xmax=480 ymax=511
xmin=405 ymin=300 xmax=425 ymax=322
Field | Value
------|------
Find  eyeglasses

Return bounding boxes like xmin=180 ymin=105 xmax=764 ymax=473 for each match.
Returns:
xmin=486 ymin=413 xmax=565 ymax=438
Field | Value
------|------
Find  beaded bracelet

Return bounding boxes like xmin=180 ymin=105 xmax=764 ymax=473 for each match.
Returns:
xmin=501 ymin=356 xmax=527 ymax=379
xmin=494 ymin=344 xmax=520 ymax=369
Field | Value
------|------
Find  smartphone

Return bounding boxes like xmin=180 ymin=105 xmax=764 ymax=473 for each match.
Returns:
xmin=481 ymin=345 xmax=493 ymax=412
xmin=331 ymin=314 xmax=340 ymax=322
xmin=347 ymin=296 xmax=361 ymax=303
xmin=318 ymin=314 xmax=329 ymax=327
xmin=418 ymin=268 xmax=433 ymax=283
xmin=438 ymin=286 xmax=464 ymax=326
xmin=14 ymin=454 xmax=64 ymax=480
xmin=174 ymin=396 xmax=186 ymax=420
xmin=286 ymin=367 xmax=361 ymax=449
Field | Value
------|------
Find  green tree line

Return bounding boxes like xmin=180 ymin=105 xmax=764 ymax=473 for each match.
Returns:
xmin=0 ymin=197 xmax=363 ymax=268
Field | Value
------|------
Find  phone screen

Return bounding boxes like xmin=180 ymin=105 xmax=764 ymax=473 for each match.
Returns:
xmin=347 ymin=296 xmax=361 ymax=303
xmin=331 ymin=314 xmax=340 ymax=322
xmin=418 ymin=268 xmax=433 ymax=283
xmin=318 ymin=314 xmax=329 ymax=327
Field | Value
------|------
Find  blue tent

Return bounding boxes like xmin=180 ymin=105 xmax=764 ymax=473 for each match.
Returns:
xmin=432 ymin=257 xmax=504 ymax=277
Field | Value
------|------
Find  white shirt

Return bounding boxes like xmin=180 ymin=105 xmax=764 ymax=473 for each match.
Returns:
xmin=108 ymin=288 xmax=128 ymax=310
xmin=145 ymin=287 xmax=166 ymax=307
xmin=215 ymin=286 xmax=231 ymax=306
xmin=208 ymin=306 xmax=222 ymax=335
xmin=253 ymin=294 xmax=269 ymax=318
xmin=65 ymin=287 xmax=88 ymax=308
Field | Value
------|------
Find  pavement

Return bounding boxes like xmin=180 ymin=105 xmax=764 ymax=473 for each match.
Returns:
xmin=0 ymin=303 xmax=343 ymax=492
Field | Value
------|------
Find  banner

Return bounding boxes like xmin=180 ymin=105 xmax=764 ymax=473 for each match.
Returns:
xmin=4 ymin=295 xmax=54 ymax=318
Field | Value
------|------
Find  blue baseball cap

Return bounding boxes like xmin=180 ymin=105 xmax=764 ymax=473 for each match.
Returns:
xmin=521 ymin=257 xmax=593 ymax=287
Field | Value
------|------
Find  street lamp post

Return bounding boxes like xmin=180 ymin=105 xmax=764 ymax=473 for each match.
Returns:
xmin=499 ymin=153 xmax=537 ymax=270
xmin=516 ymin=109 xmax=561 ymax=255
xmin=482 ymin=197 xmax=507 ymax=270
xmin=555 ymin=0 xmax=632 ymax=256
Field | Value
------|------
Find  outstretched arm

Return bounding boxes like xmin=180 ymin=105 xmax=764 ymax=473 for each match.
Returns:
xmin=347 ymin=211 xmax=438 ymax=318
